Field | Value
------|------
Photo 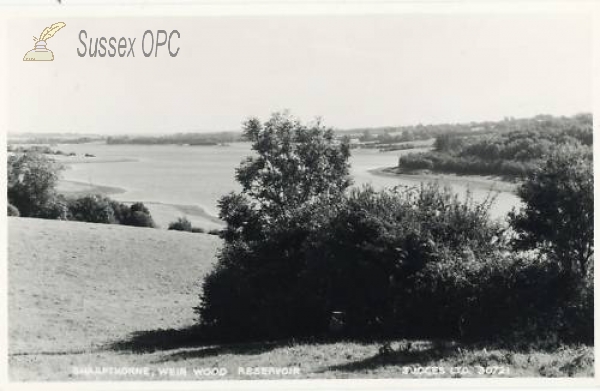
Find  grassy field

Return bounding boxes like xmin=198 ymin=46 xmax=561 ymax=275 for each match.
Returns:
xmin=8 ymin=217 xmax=594 ymax=381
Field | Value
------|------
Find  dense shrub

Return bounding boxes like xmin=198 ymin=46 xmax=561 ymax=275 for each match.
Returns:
xmin=398 ymin=115 xmax=592 ymax=179
xmin=67 ymin=196 xmax=155 ymax=227
xmin=37 ymin=196 xmax=69 ymax=220
xmin=508 ymin=148 xmax=594 ymax=343
xmin=125 ymin=202 xmax=155 ymax=228
xmin=200 ymin=181 xmax=592 ymax=342
xmin=509 ymin=147 xmax=593 ymax=280
xmin=168 ymin=217 xmax=209 ymax=233
xmin=108 ymin=201 xmax=155 ymax=228
xmin=300 ymin=184 xmax=506 ymax=338
xmin=68 ymin=195 xmax=115 ymax=223
xmin=399 ymin=152 xmax=536 ymax=179
xmin=7 ymin=204 xmax=20 ymax=217
xmin=169 ymin=217 xmax=193 ymax=232
xmin=198 ymin=182 xmax=511 ymax=341
xmin=7 ymin=152 xmax=64 ymax=218
xmin=109 ymin=200 xmax=131 ymax=224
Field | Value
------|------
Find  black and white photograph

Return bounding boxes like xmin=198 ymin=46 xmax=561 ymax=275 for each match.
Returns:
xmin=2 ymin=2 xmax=596 ymax=385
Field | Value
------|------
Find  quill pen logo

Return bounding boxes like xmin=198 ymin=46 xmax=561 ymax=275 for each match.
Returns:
xmin=23 ymin=22 xmax=66 ymax=61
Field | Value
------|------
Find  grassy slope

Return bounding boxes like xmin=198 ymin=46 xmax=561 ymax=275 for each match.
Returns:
xmin=8 ymin=218 xmax=593 ymax=381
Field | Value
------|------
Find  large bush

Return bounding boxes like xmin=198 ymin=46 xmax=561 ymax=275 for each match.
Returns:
xmin=508 ymin=147 xmax=593 ymax=342
xmin=68 ymin=194 xmax=115 ymax=223
xmin=7 ymin=204 xmax=20 ymax=217
xmin=68 ymin=196 xmax=155 ymax=227
xmin=169 ymin=217 xmax=193 ymax=232
xmin=7 ymin=152 xmax=64 ymax=218
xmin=124 ymin=202 xmax=155 ymax=228
xmin=509 ymin=147 xmax=593 ymax=281
xmin=199 ymin=182 xmax=531 ymax=341
xmin=299 ymin=184 xmax=507 ymax=338
xmin=108 ymin=200 xmax=154 ymax=227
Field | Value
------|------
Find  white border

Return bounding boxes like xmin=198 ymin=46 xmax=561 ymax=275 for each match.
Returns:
xmin=0 ymin=1 xmax=598 ymax=390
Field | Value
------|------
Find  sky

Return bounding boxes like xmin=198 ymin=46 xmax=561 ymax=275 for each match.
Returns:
xmin=7 ymin=13 xmax=592 ymax=134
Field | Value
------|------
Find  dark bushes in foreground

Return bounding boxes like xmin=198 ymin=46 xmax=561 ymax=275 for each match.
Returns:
xmin=197 ymin=113 xmax=593 ymax=345
xmin=7 ymin=204 xmax=20 ymax=217
xmin=199 ymin=184 xmax=592 ymax=343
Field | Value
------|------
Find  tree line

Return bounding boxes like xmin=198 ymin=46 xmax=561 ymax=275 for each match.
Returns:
xmin=398 ymin=113 xmax=591 ymax=179
xmin=107 ymin=131 xmax=243 ymax=146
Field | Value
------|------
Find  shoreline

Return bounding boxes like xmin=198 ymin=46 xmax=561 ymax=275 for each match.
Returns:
xmin=56 ymin=180 xmax=127 ymax=197
xmin=57 ymin=163 xmax=518 ymax=229
xmin=54 ymin=156 xmax=139 ymax=165
xmin=368 ymin=167 xmax=518 ymax=194
xmin=56 ymin=179 xmax=223 ymax=230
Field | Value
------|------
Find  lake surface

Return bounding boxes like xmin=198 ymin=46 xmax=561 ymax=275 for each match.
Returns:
xmin=56 ymin=142 xmax=521 ymax=221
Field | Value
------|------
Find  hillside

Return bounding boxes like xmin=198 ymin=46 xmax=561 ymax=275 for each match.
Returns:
xmin=8 ymin=217 xmax=221 ymax=379
xmin=8 ymin=218 xmax=593 ymax=381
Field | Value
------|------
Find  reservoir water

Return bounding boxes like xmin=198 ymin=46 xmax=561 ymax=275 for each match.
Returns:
xmin=56 ymin=142 xmax=521 ymax=222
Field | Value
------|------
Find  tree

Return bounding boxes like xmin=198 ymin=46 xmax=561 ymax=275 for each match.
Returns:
xmin=220 ymin=112 xmax=351 ymax=241
xmin=434 ymin=134 xmax=464 ymax=153
xmin=7 ymin=152 xmax=64 ymax=218
xmin=198 ymin=112 xmax=352 ymax=340
xmin=125 ymin=202 xmax=155 ymax=227
xmin=509 ymin=147 xmax=593 ymax=280
xmin=68 ymin=194 xmax=115 ymax=223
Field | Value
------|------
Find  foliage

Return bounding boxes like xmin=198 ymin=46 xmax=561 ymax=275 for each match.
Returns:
xmin=509 ymin=147 xmax=593 ymax=280
xmin=198 ymin=112 xmax=352 ymax=340
xmin=399 ymin=152 xmax=535 ymax=178
xmin=508 ymin=147 xmax=593 ymax=335
xmin=7 ymin=152 xmax=64 ymax=218
xmin=199 ymin=180 xmax=512 ymax=340
xmin=218 ymin=112 xmax=351 ymax=243
xmin=125 ymin=202 xmax=155 ymax=228
xmin=7 ymin=204 xmax=20 ymax=217
xmin=68 ymin=196 xmax=155 ymax=227
xmin=168 ymin=217 xmax=207 ymax=233
xmin=235 ymin=112 xmax=351 ymax=217
xmin=398 ymin=114 xmax=592 ymax=179
xmin=169 ymin=217 xmax=193 ymax=232
xmin=434 ymin=134 xmax=465 ymax=153
xmin=6 ymin=151 xmax=155 ymax=227
xmin=300 ymin=184 xmax=506 ymax=338
xmin=110 ymin=200 xmax=131 ymax=225
xmin=107 ymin=131 xmax=242 ymax=145
xmin=68 ymin=194 xmax=115 ymax=224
